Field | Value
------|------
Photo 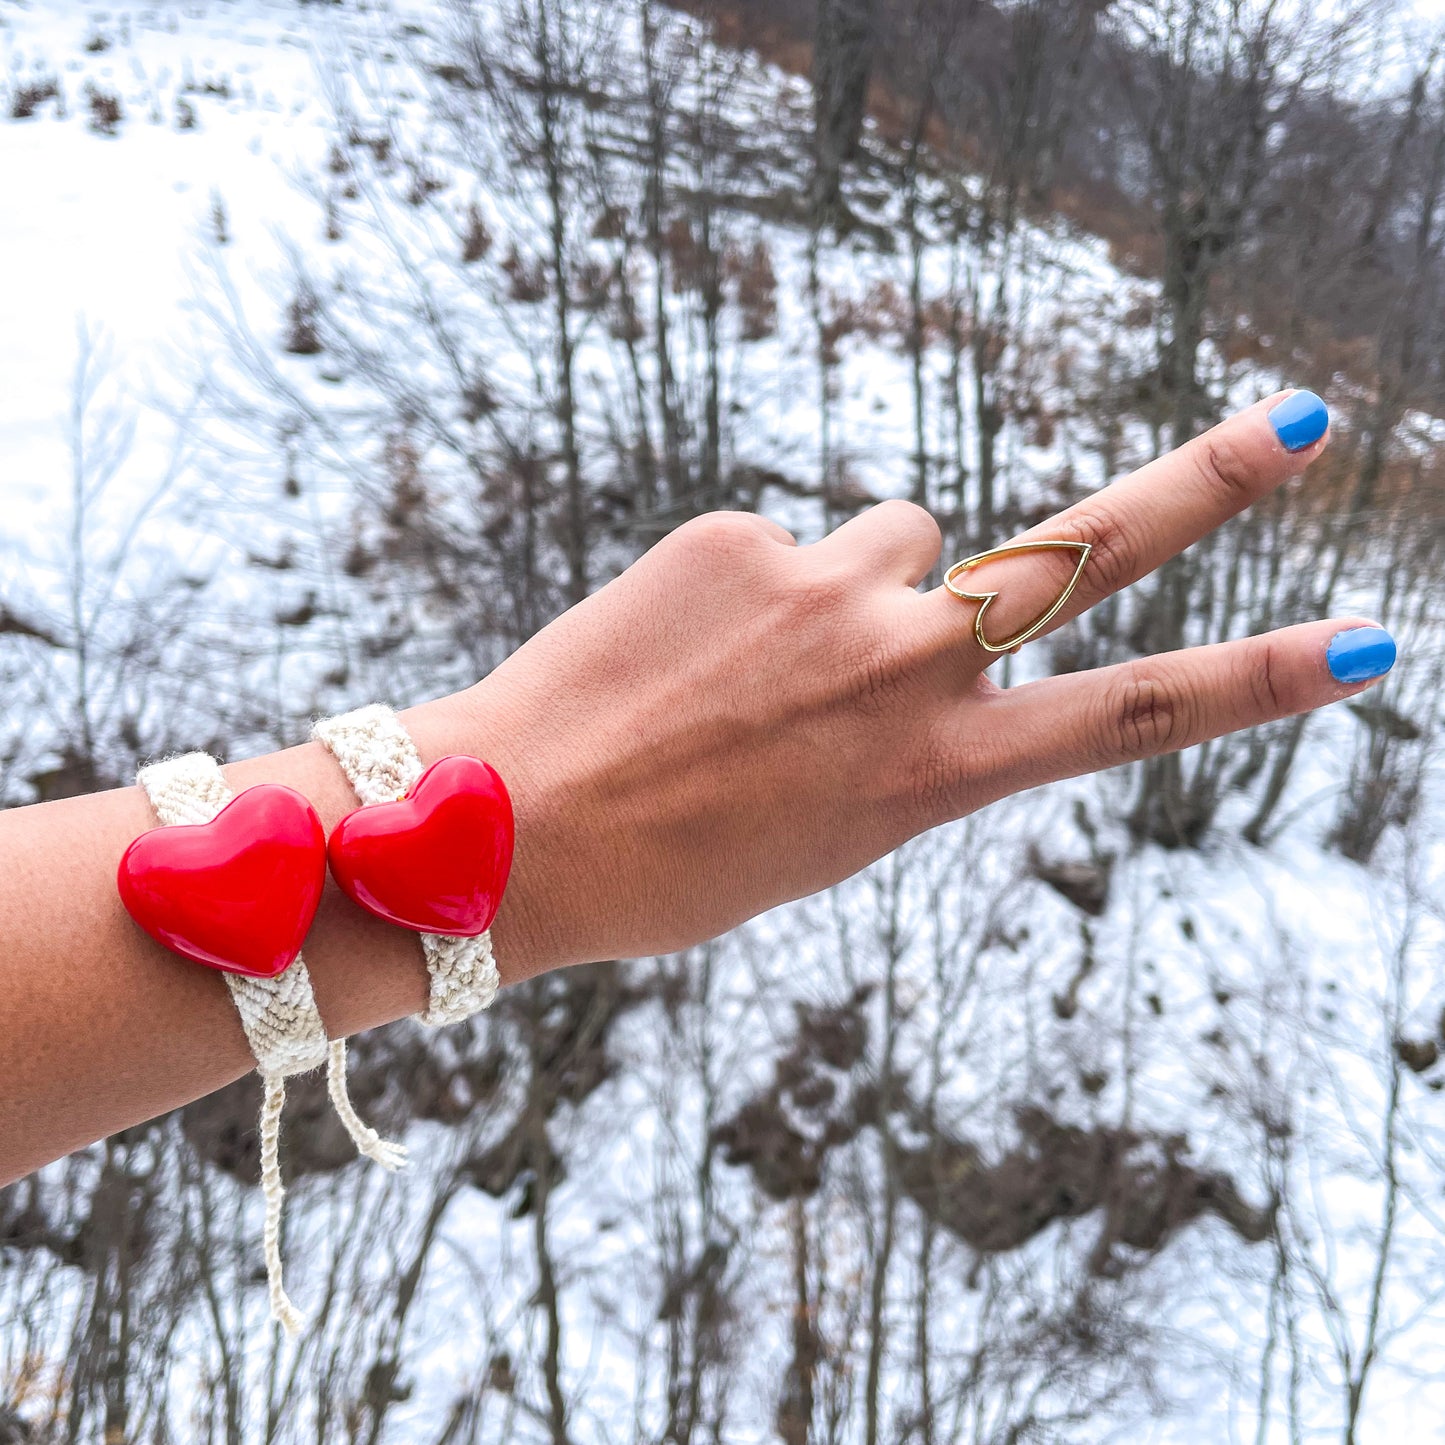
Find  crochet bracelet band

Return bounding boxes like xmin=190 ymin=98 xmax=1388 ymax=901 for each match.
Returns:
xmin=137 ymin=754 xmax=330 ymax=1077
xmin=134 ymin=753 xmax=405 ymax=1335
xmin=313 ymin=704 xmax=503 ymax=1027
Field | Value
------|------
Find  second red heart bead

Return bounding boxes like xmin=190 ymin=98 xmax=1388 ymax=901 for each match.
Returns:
xmin=327 ymin=754 xmax=514 ymax=936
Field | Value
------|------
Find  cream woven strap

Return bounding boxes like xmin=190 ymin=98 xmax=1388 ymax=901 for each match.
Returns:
xmin=312 ymin=704 xmax=501 ymax=1026
xmin=137 ymin=754 xmax=330 ymax=1079
xmin=135 ymin=752 xmax=405 ymax=1335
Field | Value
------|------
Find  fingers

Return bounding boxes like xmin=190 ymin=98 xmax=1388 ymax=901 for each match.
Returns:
xmin=975 ymin=619 xmax=1395 ymax=793
xmin=812 ymin=498 xmax=943 ymax=587
xmin=924 ymin=390 xmax=1330 ymax=662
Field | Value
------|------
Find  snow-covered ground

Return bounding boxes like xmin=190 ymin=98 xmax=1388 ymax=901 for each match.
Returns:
xmin=1 ymin=2 xmax=355 ymax=516
xmin=3 ymin=2 xmax=1445 ymax=1442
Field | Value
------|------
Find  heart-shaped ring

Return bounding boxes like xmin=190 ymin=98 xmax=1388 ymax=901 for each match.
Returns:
xmin=943 ymin=539 xmax=1092 ymax=654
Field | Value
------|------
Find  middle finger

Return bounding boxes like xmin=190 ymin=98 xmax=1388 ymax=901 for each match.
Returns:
xmin=920 ymin=389 xmax=1330 ymax=664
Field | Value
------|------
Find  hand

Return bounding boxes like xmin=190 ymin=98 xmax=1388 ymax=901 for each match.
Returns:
xmin=443 ymin=391 xmax=1393 ymax=977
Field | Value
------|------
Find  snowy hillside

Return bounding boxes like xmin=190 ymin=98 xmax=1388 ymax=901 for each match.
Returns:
xmin=3 ymin=2 xmax=1445 ymax=1443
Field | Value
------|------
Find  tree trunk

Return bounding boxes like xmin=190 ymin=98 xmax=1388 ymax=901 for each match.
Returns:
xmin=812 ymin=0 xmax=876 ymax=228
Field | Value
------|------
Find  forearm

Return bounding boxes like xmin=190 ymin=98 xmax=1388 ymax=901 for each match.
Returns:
xmin=0 ymin=684 xmax=548 ymax=1184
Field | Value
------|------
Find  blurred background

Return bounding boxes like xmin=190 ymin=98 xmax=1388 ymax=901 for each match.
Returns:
xmin=4 ymin=0 xmax=1445 ymax=1439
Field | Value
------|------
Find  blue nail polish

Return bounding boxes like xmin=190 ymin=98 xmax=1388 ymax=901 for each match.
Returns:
xmin=1269 ymin=390 xmax=1329 ymax=452
xmin=1327 ymin=627 xmax=1396 ymax=684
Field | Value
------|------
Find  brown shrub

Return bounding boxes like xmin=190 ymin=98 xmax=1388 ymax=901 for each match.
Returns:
xmin=84 ymin=82 xmax=123 ymax=136
xmin=500 ymin=244 xmax=549 ymax=303
xmin=591 ymin=203 xmax=629 ymax=241
xmin=664 ymin=216 xmax=709 ymax=294
xmin=574 ymin=257 xmax=611 ymax=312
xmin=10 ymin=78 xmax=59 ymax=119
xmin=461 ymin=203 xmax=493 ymax=263
xmin=282 ymin=285 xmax=323 ymax=355
xmin=729 ymin=239 xmax=778 ymax=342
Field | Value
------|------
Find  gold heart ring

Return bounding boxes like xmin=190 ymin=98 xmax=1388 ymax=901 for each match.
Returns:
xmin=943 ymin=539 xmax=1092 ymax=654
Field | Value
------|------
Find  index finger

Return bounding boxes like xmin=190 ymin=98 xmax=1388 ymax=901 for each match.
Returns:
xmin=924 ymin=390 xmax=1330 ymax=658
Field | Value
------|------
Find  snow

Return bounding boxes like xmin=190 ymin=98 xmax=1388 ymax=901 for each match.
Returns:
xmin=3 ymin=1 xmax=1444 ymax=1442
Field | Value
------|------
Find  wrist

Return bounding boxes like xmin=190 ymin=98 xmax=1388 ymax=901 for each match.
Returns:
xmin=399 ymin=681 xmax=574 ymax=985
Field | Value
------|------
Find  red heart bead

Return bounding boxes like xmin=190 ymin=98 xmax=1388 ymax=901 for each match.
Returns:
xmin=117 ymin=785 xmax=327 ymax=979
xmin=327 ymin=754 xmax=514 ymax=936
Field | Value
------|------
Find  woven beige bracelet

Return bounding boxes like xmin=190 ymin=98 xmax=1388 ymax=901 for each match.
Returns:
xmin=312 ymin=704 xmax=501 ymax=1026
xmin=137 ymin=753 xmax=405 ymax=1335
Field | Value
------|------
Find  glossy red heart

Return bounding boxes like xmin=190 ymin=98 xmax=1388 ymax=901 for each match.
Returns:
xmin=117 ymin=785 xmax=326 ymax=979
xmin=327 ymin=754 xmax=514 ymax=936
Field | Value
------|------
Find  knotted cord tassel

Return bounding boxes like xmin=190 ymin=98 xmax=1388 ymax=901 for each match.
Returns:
xmin=258 ymin=1052 xmax=404 ymax=1337
xmin=259 ymin=1074 xmax=305 ymax=1336
xmin=326 ymin=1039 xmax=408 ymax=1171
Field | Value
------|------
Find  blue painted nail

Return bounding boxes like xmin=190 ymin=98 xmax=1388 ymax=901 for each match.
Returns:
xmin=1268 ymin=390 xmax=1329 ymax=452
xmin=1327 ymin=627 xmax=1396 ymax=684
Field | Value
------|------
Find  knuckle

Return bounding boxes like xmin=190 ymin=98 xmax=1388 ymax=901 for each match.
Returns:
xmin=746 ymin=512 xmax=797 ymax=546
xmin=670 ymin=511 xmax=779 ymax=568
xmin=1055 ymin=506 xmax=1135 ymax=595
xmin=1242 ymin=638 xmax=1288 ymax=717
xmin=1195 ymin=429 xmax=1259 ymax=506
xmin=876 ymin=497 xmax=942 ymax=547
xmin=1104 ymin=669 xmax=1190 ymax=759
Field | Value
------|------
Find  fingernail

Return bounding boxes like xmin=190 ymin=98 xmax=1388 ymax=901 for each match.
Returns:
xmin=1269 ymin=390 xmax=1329 ymax=452
xmin=1327 ymin=626 xmax=1396 ymax=684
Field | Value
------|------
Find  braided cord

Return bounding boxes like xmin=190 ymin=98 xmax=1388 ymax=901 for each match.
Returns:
xmin=258 ymin=1075 xmax=303 ymax=1335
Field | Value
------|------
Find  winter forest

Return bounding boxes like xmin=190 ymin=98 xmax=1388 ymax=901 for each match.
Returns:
xmin=4 ymin=0 xmax=1445 ymax=1439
